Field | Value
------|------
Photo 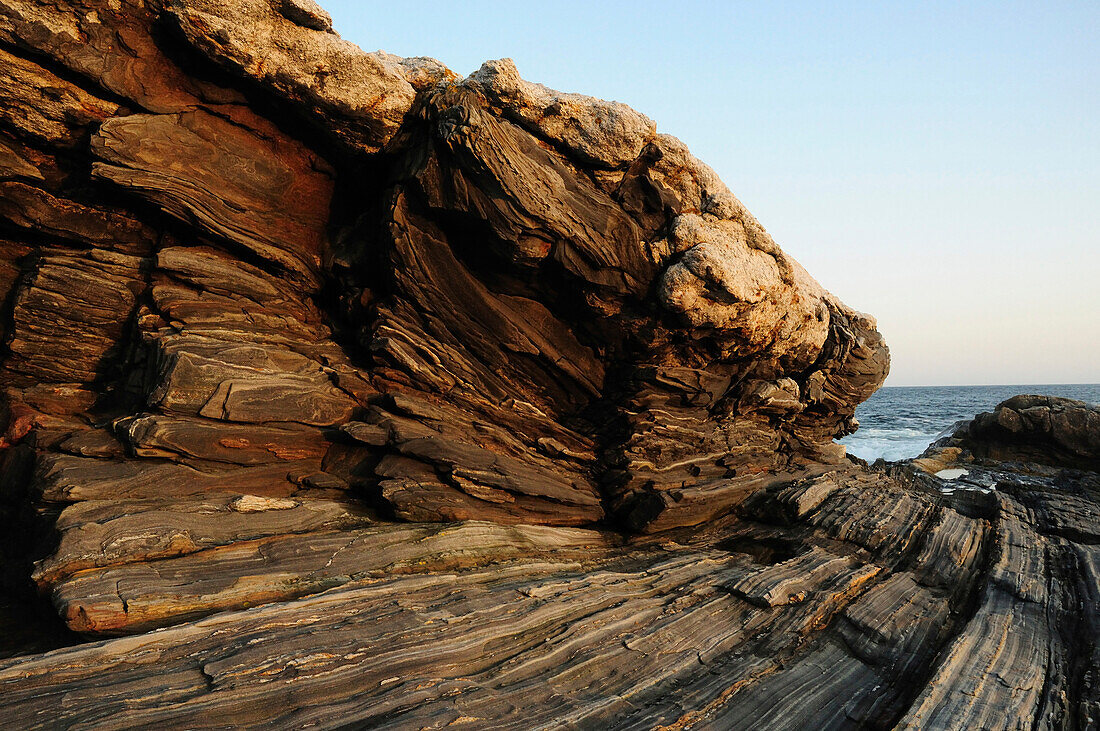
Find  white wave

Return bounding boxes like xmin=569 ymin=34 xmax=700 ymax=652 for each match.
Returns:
xmin=839 ymin=434 xmax=935 ymax=462
xmin=846 ymin=427 xmax=933 ymax=439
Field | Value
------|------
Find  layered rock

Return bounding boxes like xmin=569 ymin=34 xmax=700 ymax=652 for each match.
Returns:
xmin=0 ymin=0 xmax=1094 ymax=728
xmin=1 ymin=461 xmax=1097 ymax=730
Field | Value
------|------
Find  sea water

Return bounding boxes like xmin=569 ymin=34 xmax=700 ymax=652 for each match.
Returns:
xmin=838 ymin=384 xmax=1100 ymax=463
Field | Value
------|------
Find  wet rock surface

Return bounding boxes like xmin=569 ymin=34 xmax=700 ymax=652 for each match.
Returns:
xmin=0 ymin=1 xmax=1094 ymax=728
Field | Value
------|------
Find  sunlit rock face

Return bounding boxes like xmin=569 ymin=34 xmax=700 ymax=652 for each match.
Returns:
xmin=3 ymin=2 xmax=1096 ymax=729
xmin=0 ymin=0 xmax=890 ymax=534
xmin=359 ymin=56 xmax=890 ymax=531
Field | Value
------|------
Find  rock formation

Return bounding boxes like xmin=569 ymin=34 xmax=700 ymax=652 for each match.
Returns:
xmin=0 ymin=1 xmax=1095 ymax=728
xmin=917 ymin=395 xmax=1100 ymax=473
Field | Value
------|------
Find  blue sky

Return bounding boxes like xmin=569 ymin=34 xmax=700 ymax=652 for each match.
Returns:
xmin=324 ymin=1 xmax=1099 ymax=386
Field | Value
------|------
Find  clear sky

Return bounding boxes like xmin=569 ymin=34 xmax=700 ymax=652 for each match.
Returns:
xmin=324 ymin=0 xmax=1099 ymax=386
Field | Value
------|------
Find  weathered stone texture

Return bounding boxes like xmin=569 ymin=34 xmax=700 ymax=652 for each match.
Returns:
xmin=0 ymin=0 xmax=1094 ymax=728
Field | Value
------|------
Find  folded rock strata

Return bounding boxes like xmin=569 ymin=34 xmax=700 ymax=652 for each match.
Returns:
xmin=0 ymin=0 xmax=1094 ymax=728
xmin=0 ymin=466 xmax=1096 ymax=730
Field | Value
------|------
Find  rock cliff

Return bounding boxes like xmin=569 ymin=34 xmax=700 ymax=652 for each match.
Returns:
xmin=0 ymin=1 xmax=1095 ymax=728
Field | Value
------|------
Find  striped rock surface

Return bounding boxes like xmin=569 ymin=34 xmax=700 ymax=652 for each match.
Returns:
xmin=0 ymin=1 xmax=1094 ymax=728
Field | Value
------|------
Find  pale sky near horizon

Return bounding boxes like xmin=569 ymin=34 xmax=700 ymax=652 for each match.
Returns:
xmin=324 ymin=0 xmax=1098 ymax=387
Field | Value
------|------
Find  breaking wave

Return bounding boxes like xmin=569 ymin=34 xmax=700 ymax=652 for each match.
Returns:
xmin=838 ymin=383 xmax=1100 ymax=463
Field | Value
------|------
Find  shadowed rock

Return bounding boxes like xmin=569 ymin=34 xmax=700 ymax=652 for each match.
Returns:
xmin=919 ymin=395 xmax=1100 ymax=472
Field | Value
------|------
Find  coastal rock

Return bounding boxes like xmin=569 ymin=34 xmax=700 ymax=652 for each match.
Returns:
xmin=164 ymin=0 xmax=450 ymax=154
xmin=0 ymin=0 xmax=241 ymax=112
xmin=3 ymin=250 xmax=143 ymax=385
xmin=917 ymin=395 xmax=1100 ymax=472
xmin=0 ymin=0 xmax=1094 ymax=728
xmin=0 ymin=46 xmax=118 ymax=147
xmin=465 ymin=58 xmax=657 ymax=169
xmin=90 ymin=108 xmax=335 ymax=284
xmin=0 ymin=464 xmax=1095 ymax=730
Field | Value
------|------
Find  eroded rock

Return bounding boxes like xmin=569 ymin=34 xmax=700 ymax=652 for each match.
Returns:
xmin=925 ymin=395 xmax=1100 ymax=471
xmin=0 ymin=0 xmax=1091 ymax=728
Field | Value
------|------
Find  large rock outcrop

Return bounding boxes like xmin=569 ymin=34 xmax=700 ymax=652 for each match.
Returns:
xmin=0 ymin=1 xmax=1094 ymax=729
xmin=917 ymin=395 xmax=1100 ymax=473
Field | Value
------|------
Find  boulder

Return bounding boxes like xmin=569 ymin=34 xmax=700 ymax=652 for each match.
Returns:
xmin=919 ymin=395 xmax=1100 ymax=472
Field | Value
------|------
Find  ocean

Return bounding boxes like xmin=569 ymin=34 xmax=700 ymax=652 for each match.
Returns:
xmin=838 ymin=383 xmax=1100 ymax=463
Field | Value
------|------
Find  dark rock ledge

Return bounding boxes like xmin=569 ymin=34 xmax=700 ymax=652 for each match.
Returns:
xmin=0 ymin=1 xmax=1095 ymax=728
